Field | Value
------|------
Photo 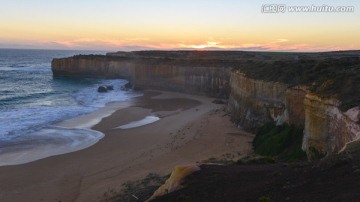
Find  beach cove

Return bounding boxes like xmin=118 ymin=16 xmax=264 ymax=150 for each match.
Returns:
xmin=0 ymin=90 xmax=253 ymax=202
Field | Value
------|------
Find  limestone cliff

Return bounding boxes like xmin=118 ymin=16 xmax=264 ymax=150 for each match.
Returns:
xmin=302 ymin=94 xmax=360 ymax=159
xmin=52 ymin=56 xmax=230 ymax=98
xmin=51 ymin=51 xmax=360 ymax=159
xmin=131 ymin=64 xmax=230 ymax=97
xmin=228 ymin=70 xmax=360 ymax=158
xmin=227 ymin=71 xmax=298 ymax=131
xmin=51 ymin=57 xmax=133 ymax=79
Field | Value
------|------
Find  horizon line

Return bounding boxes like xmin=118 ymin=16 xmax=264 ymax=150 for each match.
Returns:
xmin=1 ymin=47 xmax=359 ymax=54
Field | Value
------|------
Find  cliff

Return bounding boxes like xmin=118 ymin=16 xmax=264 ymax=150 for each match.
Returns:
xmin=52 ymin=55 xmax=231 ymax=98
xmin=303 ymin=95 xmax=360 ymax=159
xmin=227 ymin=71 xmax=290 ymax=131
xmin=51 ymin=51 xmax=360 ymax=158
xmin=52 ymin=56 xmax=133 ymax=79
xmin=228 ymin=70 xmax=360 ymax=159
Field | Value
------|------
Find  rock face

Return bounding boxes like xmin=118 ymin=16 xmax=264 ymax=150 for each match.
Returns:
xmin=52 ymin=56 xmax=230 ymax=98
xmin=51 ymin=54 xmax=360 ymax=159
xmin=51 ymin=57 xmax=133 ymax=79
xmin=302 ymin=94 xmax=360 ymax=160
xmin=132 ymin=65 xmax=230 ymax=98
xmin=285 ymin=87 xmax=307 ymax=126
xmin=228 ymin=70 xmax=360 ymax=159
xmin=227 ymin=71 xmax=293 ymax=131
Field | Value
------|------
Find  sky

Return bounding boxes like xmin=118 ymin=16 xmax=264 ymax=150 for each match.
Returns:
xmin=0 ymin=0 xmax=359 ymax=51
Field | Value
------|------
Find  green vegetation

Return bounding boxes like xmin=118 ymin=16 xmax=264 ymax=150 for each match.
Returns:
xmin=202 ymin=157 xmax=235 ymax=165
xmin=253 ymin=122 xmax=306 ymax=161
xmin=237 ymin=155 xmax=276 ymax=165
xmin=259 ymin=196 xmax=274 ymax=202
xmin=176 ymin=195 xmax=193 ymax=202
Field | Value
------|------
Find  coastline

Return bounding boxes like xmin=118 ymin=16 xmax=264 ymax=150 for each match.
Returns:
xmin=0 ymin=96 xmax=136 ymax=167
xmin=0 ymin=90 xmax=253 ymax=202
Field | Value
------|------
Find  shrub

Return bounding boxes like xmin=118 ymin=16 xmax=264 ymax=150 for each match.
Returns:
xmin=253 ymin=123 xmax=307 ymax=161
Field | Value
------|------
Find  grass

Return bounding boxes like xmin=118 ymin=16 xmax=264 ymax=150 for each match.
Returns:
xmin=253 ymin=122 xmax=307 ymax=161
xmin=202 ymin=157 xmax=236 ymax=165
xmin=259 ymin=196 xmax=274 ymax=202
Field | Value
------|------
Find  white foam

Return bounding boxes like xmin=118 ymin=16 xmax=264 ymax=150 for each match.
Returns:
xmin=115 ymin=116 xmax=160 ymax=129
xmin=0 ymin=79 xmax=140 ymax=139
xmin=0 ymin=127 xmax=104 ymax=166
xmin=0 ymin=101 xmax=135 ymax=166
xmin=0 ymin=105 xmax=87 ymax=139
xmin=0 ymin=79 xmax=142 ymax=166
xmin=74 ymin=79 xmax=139 ymax=108
xmin=58 ymin=101 xmax=132 ymax=129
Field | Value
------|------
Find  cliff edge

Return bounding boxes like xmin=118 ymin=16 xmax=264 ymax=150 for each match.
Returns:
xmin=52 ymin=50 xmax=360 ymax=158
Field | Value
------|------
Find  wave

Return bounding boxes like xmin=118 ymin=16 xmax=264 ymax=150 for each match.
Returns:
xmin=0 ymin=49 xmax=117 ymax=166
xmin=0 ymin=126 xmax=105 ymax=166
xmin=0 ymin=79 xmax=140 ymax=138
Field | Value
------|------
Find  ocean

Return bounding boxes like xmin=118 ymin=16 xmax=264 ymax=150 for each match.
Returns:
xmin=0 ymin=49 xmax=137 ymax=166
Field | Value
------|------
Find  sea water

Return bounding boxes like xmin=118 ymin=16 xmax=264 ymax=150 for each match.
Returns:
xmin=0 ymin=49 xmax=137 ymax=166
xmin=115 ymin=116 xmax=160 ymax=129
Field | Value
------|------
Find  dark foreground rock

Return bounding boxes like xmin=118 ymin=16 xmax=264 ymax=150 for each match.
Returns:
xmin=153 ymin=151 xmax=360 ymax=202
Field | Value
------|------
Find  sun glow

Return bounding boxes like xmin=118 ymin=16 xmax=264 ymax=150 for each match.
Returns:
xmin=179 ymin=41 xmax=228 ymax=49
xmin=0 ymin=0 xmax=359 ymax=51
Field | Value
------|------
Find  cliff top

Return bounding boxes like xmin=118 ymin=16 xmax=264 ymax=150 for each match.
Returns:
xmin=57 ymin=50 xmax=360 ymax=110
xmin=106 ymin=50 xmax=360 ymax=60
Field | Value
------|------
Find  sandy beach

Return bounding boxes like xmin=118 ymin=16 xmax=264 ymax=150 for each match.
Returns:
xmin=0 ymin=90 xmax=253 ymax=202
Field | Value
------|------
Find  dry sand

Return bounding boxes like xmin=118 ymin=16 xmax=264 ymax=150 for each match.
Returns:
xmin=0 ymin=90 xmax=253 ymax=202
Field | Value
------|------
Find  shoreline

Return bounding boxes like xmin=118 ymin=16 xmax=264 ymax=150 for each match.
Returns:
xmin=0 ymin=90 xmax=254 ymax=202
xmin=0 ymin=99 xmax=135 ymax=167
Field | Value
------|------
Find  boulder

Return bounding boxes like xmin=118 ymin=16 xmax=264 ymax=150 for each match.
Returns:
xmin=121 ymin=82 xmax=132 ymax=91
xmin=97 ymin=86 xmax=108 ymax=93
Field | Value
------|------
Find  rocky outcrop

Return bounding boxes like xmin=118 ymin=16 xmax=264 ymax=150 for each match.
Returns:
xmin=97 ymin=86 xmax=108 ymax=93
xmin=147 ymin=165 xmax=200 ymax=201
xmin=228 ymin=70 xmax=360 ymax=159
xmin=302 ymin=94 xmax=360 ymax=159
xmin=227 ymin=71 xmax=294 ymax=131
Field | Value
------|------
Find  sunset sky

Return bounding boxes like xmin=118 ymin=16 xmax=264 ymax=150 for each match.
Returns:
xmin=0 ymin=0 xmax=359 ymax=51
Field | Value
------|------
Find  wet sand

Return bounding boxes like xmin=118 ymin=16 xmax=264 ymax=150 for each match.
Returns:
xmin=0 ymin=90 xmax=253 ymax=202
